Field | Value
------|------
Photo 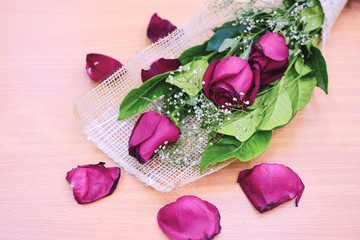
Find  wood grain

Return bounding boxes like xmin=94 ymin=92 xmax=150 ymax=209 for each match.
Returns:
xmin=1 ymin=0 xmax=359 ymax=239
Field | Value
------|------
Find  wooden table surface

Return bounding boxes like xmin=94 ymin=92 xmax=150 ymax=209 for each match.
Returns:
xmin=1 ymin=0 xmax=360 ymax=239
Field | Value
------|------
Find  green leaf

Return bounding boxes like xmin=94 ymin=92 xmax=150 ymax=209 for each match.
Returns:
xmin=200 ymin=131 xmax=272 ymax=172
xmin=285 ymin=69 xmax=317 ymax=112
xmin=258 ymin=84 xmax=293 ymax=130
xmin=118 ymin=72 xmax=171 ymax=120
xmin=166 ymin=57 xmax=208 ymax=97
xmin=307 ymin=45 xmax=328 ymax=94
xmin=218 ymin=38 xmax=237 ymax=52
xmin=301 ymin=5 xmax=324 ymax=32
xmin=217 ymin=107 xmax=263 ymax=142
xmin=178 ymin=40 xmax=209 ymax=65
xmin=295 ymin=57 xmax=312 ymax=76
xmin=206 ymin=25 xmax=246 ymax=52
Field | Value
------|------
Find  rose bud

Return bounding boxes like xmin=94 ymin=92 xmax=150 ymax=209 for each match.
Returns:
xmin=129 ymin=111 xmax=180 ymax=164
xmin=141 ymin=58 xmax=181 ymax=82
xmin=249 ymin=32 xmax=289 ymax=85
xmin=238 ymin=163 xmax=305 ymax=213
xmin=202 ymin=56 xmax=260 ymax=109
xmin=157 ymin=195 xmax=221 ymax=240
xmin=66 ymin=162 xmax=121 ymax=204
xmin=147 ymin=13 xmax=176 ymax=42
xmin=86 ymin=53 xmax=122 ymax=83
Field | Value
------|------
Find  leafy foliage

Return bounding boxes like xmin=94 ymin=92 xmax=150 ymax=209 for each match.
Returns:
xmin=307 ymin=45 xmax=328 ymax=94
xmin=118 ymin=72 xmax=171 ymax=120
xmin=200 ymin=131 xmax=272 ymax=172
xmin=118 ymin=0 xmax=329 ymax=171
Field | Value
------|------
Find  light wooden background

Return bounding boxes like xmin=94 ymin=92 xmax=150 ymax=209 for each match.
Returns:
xmin=1 ymin=0 xmax=359 ymax=239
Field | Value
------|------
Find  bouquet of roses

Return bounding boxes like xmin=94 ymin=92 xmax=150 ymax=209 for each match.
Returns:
xmin=118 ymin=0 xmax=327 ymax=172
xmin=74 ymin=0 xmax=348 ymax=192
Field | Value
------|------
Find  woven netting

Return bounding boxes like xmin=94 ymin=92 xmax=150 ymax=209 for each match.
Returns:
xmin=74 ymin=0 xmax=347 ymax=192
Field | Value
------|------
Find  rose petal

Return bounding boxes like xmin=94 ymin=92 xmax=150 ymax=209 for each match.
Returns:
xmin=245 ymin=63 xmax=261 ymax=105
xmin=238 ymin=163 xmax=305 ymax=213
xmin=211 ymin=56 xmax=247 ymax=83
xmin=257 ymin=32 xmax=289 ymax=61
xmin=203 ymin=60 xmax=220 ymax=99
xmin=210 ymin=82 xmax=237 ymax=107
xmin=157 ymin=195 xmax=221 ymax=240
xmin=86 ymin=53 xmax=122 ymax=83
xmin=222 ymin=61 xmax=253 ymax=97
xmin=141 ymin=58 xmax=181 ymax=82
xmin=147 ymin=13 xmax=176 ymax=42
xmin=66 ymin=162 xmax=121 ymax=204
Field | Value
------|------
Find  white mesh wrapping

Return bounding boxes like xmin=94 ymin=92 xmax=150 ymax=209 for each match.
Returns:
xmin=74 ymin=0 xmax=347 ymax=192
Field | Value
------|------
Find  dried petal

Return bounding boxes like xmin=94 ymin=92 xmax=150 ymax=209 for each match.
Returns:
xmin=157 ymin=196 xmax=221 ymax=240
xmin=238 ymin=163 xmax=304 ymax=213
xmin=86 ymin=53 xmax=122 ymax=83
xmin=141 ymin=58 xmax=181 ymax=82
xmin=66 ymin=162 xmax=121 ymax=204
xmin=147 ymin=13 xmax=176 ymax=42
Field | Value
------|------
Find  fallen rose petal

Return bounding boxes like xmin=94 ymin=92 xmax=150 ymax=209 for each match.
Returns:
xmin=147 ymin=13 xmax=176 ymax=42
xmin=238 ymin=163 xmax=304 ymax=213
xmin=86 ymin=53 xmax=122 ymax=83
xmin=141 ymin=58 xmax=181 ymax=82
xmin=66 ymin=162 xmax=121 ymax=204
xmin=157 ymin=195 xmax=221 ymax=240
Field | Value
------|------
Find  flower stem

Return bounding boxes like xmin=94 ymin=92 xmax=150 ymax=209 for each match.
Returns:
xmin=141 ymin=97 xmax=162 ymax=114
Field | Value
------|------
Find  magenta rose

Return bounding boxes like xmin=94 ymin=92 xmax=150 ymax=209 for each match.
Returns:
xmin=249 ymin=32 xmax=289 ymax=85
xmin=129 ymin=111 xmax=180 ymax=164
xmin=141 ymin=58 xmax=181 ymax=83
xmin=202 ymin=56 xmax=260 ymax=109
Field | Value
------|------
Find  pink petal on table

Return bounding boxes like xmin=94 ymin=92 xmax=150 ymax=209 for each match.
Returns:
xmin=147 ymin=13 xmax=176 ymax=42
xmin=86 ymin=53 xmax=122 ymax=83
xmin=66 ymin=162 xmax=121 ymax=204
xmin=238 ymin=163 xmax=304 ymax=213
xmin=157 ymin=195 xmax=221 ymax=240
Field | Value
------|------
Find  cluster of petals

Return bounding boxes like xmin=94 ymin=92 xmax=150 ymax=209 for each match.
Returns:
xmin=129 ymin=111 xmax=180 ymax=164
xmin=86 ymin=13 xmax=175 ymax=82
xmin=203 ymin=56 xmax=260 ymax=109
xmin=249 ymin=32 xmax=289 ymax=85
